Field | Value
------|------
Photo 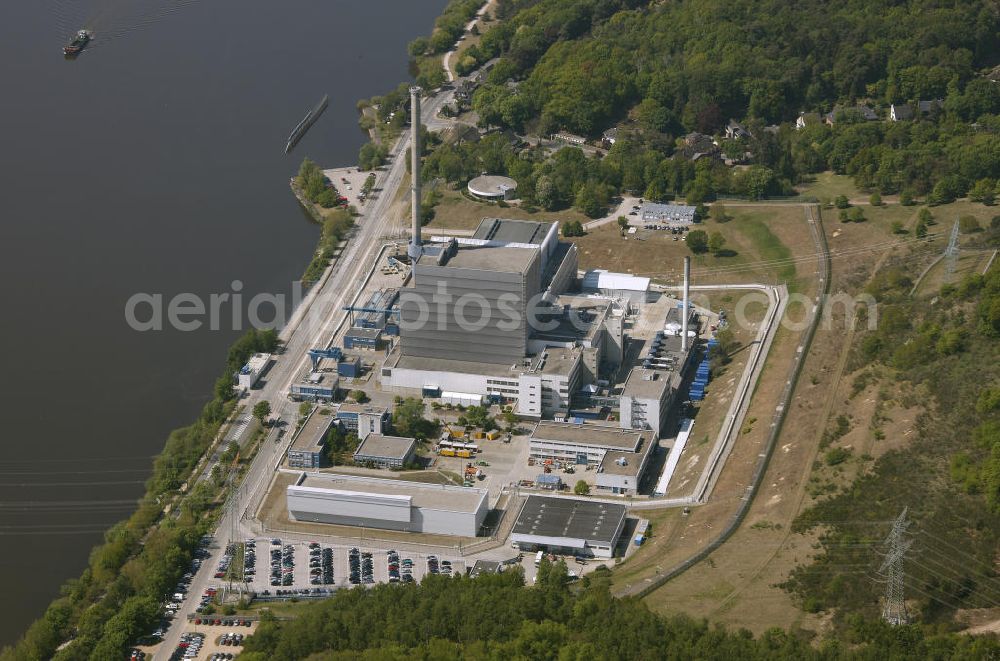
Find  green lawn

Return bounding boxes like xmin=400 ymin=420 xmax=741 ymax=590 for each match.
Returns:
xmin=795 ymin=171 xmax=862 ymax=202
xmin=734 ymin=217 xmax=796 ymax=283
xmin=428 ymin=188 xmax=592 ymax=231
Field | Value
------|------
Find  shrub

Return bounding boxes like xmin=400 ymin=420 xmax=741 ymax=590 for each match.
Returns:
xmin=824 ymin=447 xmax=851 ymax=466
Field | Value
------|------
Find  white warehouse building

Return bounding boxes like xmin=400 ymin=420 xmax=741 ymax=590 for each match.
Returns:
xmin=286 ymin=472 xmax=489 ymax=537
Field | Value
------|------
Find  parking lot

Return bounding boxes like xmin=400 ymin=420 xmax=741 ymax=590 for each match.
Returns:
xmin=239 ymin=538 xmax=467 ymax=594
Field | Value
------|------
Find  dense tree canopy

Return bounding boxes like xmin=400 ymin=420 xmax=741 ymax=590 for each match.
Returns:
xmin=241 ymin=564 xmax=1000 ymax=660
xmin=448 ymin=0 xmax=1000 ymax=198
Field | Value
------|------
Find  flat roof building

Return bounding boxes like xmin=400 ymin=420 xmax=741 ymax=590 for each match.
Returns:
xmin=287 ymin=472 xmax=489 ymax=537
xmin=622 ymin=333 xmax=689 ymax=438
xmin=400 ymin=238 xmax=542 ymax=365
xmin=287 ymin=412 xmax=335 ymax=469
xmin=529 ymin=421 xmax=648 ymax=469
xmin=595 ymin=432 xmax=656 ymax=496
xmin=353 ymin=433 xmax=417 ymax=469
xmin=290 ymin=366 xmax=339 ymax=403
xmin=384 ymin=344 xmax=583 ymax=418
xmin=344 ymin=327 xmax=382 ymax=351
xmin=336 ymin=403 xmax=390 ymax=437
xmin=634 ymin=203 xmax=696 ymax=228
xmin=238 ymin=353 xmax=271 ymax=391
xmin=511 ymin=495 xmax=627 ymax=558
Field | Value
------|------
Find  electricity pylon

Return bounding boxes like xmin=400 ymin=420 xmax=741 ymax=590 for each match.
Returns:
xmin=879 ymin=508 xmax=913 ymax=625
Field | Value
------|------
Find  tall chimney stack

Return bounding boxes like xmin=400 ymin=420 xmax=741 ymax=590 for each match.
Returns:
xmin=408 ymin=86 xmax=423 ymax=261
xmin=681 ymin=256 xmax=691 ymax=352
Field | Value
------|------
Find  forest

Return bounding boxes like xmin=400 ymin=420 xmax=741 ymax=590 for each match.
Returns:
xmin=240 ymin=561 xmax=999 ymax=660
xmin=405 ymin=0 xmax=1000 ymax=217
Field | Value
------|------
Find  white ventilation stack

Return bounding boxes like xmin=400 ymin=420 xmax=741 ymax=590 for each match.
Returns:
xmin=408 ymin=86 xmax=423 ymax=261
xmin=681 ymin=256 xmax=691 ymax=352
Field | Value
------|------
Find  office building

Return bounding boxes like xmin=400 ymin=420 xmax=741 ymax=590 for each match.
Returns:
xmin=287 ymin=411 xmax=335 ymax=469
xmin=352 ymin=433 xmax=417 ymax=469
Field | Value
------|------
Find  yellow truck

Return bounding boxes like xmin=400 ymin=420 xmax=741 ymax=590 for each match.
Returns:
xmin=439 ymin=448 xmax=457 ymax=457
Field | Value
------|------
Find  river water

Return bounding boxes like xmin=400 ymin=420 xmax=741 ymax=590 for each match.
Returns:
xmin=0 ymin=0 xmax=444 ymax=645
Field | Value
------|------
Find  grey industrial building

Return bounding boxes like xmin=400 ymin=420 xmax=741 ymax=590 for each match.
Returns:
xmin=352 ymin=433 xmax=417 ymax=469
xmin=511 ymin=495 xmax=627 ymax=558
xmin=335 ymin=403 xmax=390 ymax=437
xmin=399 ymin=218 xmax=561 ymax=365
xmin=595 ymin=431 xmax=656 ymax=496
xmin=286 ymin=472 xmax=489 ymax=537
xmin=287 ymin=411 xmax=336 ymax=469
xmin=620 ymin=333 xmax=689 ymax=438
xmin=529 ymin=422 xmax=655 ymax=494
xmin=384 ymin=217 xmax=606 ymax=417
xmin=290 ymin=367 xmax=339 ymax=403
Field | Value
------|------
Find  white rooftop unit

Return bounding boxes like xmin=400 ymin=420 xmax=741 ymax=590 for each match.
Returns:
xmin=581 ymin=270 xmax=650 ymax=303
xmin=238 ymin=352 xmax=271 ymax=390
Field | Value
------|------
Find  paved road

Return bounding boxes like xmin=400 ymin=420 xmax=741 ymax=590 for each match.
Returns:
xmin=153 ymin=87 xmax=455 ymax=660
xmin=442 ymin=0 xmax=493 ymax=82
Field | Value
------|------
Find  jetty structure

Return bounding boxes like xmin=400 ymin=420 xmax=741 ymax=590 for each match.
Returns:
xmin=285 ymin=94 xmax=329 ymax=154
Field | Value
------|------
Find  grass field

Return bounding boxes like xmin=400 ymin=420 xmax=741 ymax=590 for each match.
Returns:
xmin=795 ymin=172 xmax=864 ymax=202
xmin=568 ymin=204 xmax=812 ymax=288
xmin=428 ymin=188 xmax=593 ymax=231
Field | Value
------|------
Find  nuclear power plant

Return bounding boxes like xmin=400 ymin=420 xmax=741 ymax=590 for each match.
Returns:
xmin=372 ymin=96 xmax=700 ymax=429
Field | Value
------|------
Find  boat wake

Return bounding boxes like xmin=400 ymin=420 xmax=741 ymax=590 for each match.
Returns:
xmin=50 ymin=0 xmax=206 ymax=52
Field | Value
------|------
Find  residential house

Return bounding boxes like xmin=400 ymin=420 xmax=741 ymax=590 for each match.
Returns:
xmin=724 ymin=120 xmax=751 ymax=140
xmin=795 ymin=112 xmax=821 ymax=130
xmin=680 ymin=132 xmax=719 ymax=160
xmin=889 ymin=103 xmax=913 ymax=121
xmin=889 ymin=99 xmax=943 ymax=122
xmin=602 ymin=127 xmax=619 ymax=147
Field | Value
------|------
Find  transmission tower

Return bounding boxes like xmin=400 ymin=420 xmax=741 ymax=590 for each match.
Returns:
xmin=878 ymin=508 xmax=913 ymax=625
xmin=944 ymin=221 xmax=961 ymax=282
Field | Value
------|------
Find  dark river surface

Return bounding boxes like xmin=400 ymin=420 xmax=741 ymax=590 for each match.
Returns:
xmin=0 ymin=0 xmax=445 ymax=645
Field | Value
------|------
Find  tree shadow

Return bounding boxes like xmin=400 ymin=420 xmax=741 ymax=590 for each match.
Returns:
xmin=714 ymin=249 xmax=739 ymax=258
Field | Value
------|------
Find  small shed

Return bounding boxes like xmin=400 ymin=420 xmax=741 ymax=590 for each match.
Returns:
xmin=536 ymin=474 xmax=563 ymax=491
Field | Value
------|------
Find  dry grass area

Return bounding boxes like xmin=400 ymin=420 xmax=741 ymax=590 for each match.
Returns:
xmin=570 ymin=204 xmax=815 ymax=288
xmin=914 ymin=250 xmax=995 ymax=297
xmin=427 ymin=188 xmax=592 ymax=231
xmin=608 ymin=200 xmax=941 ymax=634
xmin=664 ymin=300 xmax=766 ymax=500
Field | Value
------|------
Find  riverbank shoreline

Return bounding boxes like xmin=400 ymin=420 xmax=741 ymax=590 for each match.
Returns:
xmin=0 ymin=0 xmax=486 ymax=656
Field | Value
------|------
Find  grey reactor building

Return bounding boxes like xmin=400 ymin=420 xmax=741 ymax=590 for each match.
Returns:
xmin=381 ymin=216 xmax=693 ymax=437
